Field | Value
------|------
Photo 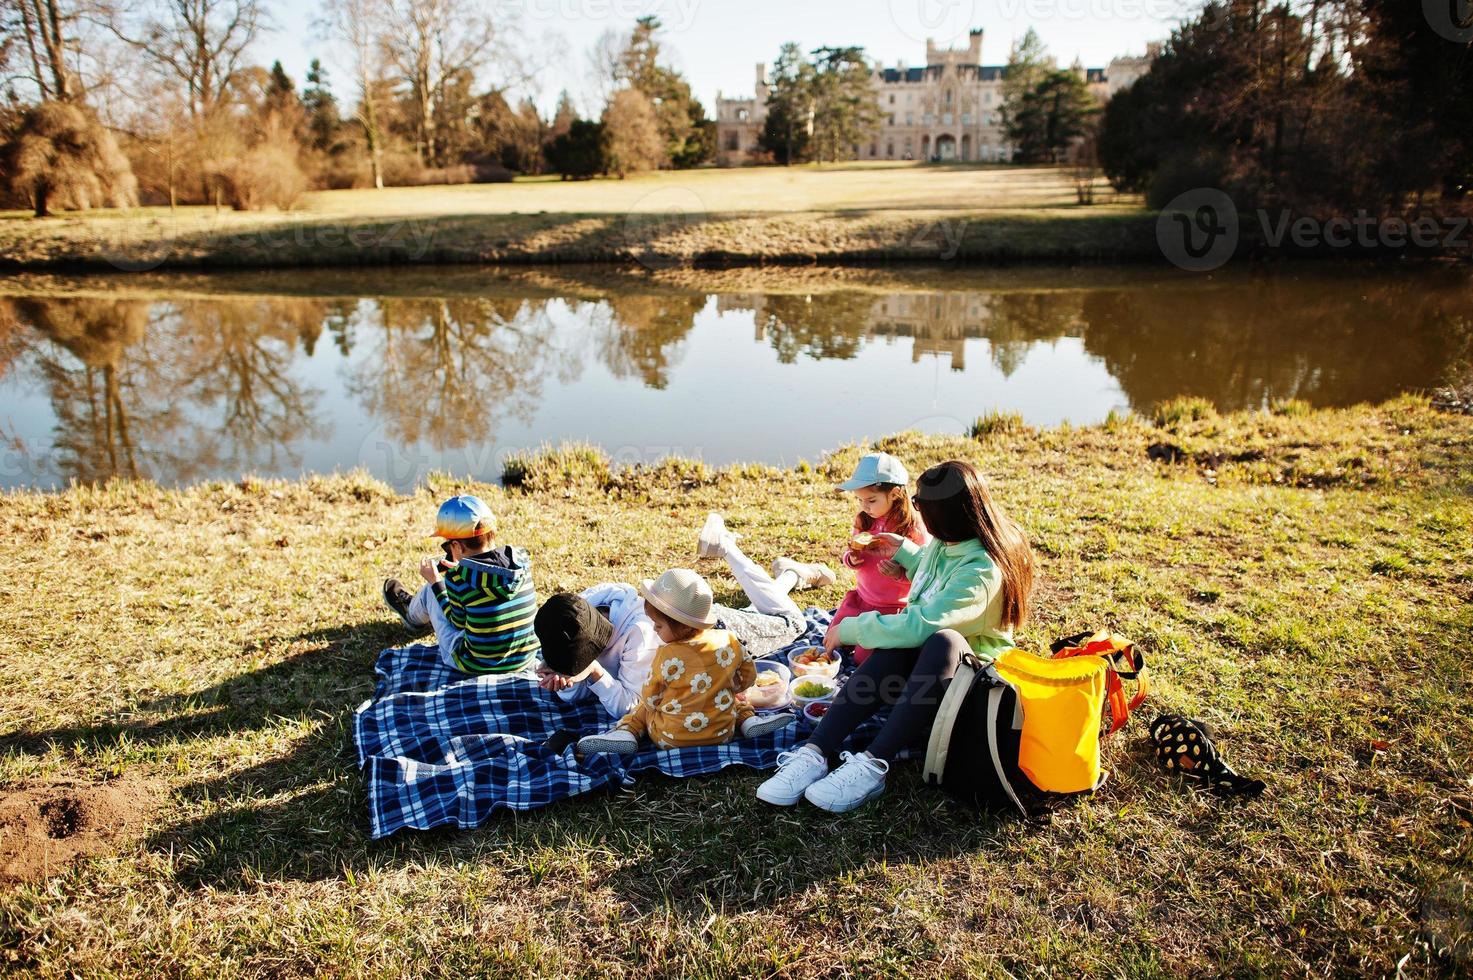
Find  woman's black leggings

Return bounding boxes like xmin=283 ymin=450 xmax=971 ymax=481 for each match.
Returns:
xmin=806 ymin=629 xmax=967 ymax=761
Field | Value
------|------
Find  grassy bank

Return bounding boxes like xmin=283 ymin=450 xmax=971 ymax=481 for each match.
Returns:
xmin=0 ymin=164 xmax=1156 ymax=271
xmin=1 ymin=398 xmax=1471 ymax=976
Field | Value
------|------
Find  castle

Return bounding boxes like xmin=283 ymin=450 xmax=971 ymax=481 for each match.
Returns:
xmin=715 ymin=31 xmax=1157 ymax=167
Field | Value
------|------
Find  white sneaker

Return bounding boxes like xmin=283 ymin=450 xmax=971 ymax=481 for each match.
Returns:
xmin=755 ymin=744 xmax=829 ymax=806
xmin=741 ymin=712 xmax=796 ymax=738
xmin=698 ymin=512 xmax=740 ymax=558
xmin=771 ymin=557 xmax=837 ymax=590
xmin=577 ymin=729 xmax=639 ymax=755
xmin=803 ymin=751 xmax=889 ymax=813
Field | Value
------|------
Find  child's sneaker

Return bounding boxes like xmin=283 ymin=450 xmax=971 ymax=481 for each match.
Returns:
xmin=755 ymin=743 xmax=829 ymax=806
xmin=741 ymin=713 xmax=796 ymax=738
xmin=577 ymin=729 xmax=639 ymax=756
xmin=770 ymin=557 xmax=836 ymax=590
xmin=697 ymin=512 xmax=740 ymax=559
xmin=382 ymin=578 xmax=426 ymax=632
xmin=803 ymin=751 xmax=889 ymax=813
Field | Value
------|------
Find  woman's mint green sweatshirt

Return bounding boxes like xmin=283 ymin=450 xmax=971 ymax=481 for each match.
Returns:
xmin=834 ymin=537 xmax=1013 ymax=659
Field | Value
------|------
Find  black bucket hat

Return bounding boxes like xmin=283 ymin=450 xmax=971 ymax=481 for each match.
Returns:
xmin=534 ymin=593 xmax=614 ymax=676
xmin=914 ymin=461 xmax=970 ymax=501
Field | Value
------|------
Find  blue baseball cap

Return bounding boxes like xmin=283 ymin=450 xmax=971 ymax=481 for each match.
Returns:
xmin=838 ymin=452 xmax=910 ymax=491
xmin=431 ymin=494 xmax=496 ymax=540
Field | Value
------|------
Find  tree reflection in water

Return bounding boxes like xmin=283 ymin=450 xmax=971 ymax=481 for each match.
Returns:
xmin=5 ymin=296 xmax=329 ymax=485
xmin=2 ymin=268 xmax=1469 ymax=489
xmin=345 ymin=297 xmax=575 ymax=452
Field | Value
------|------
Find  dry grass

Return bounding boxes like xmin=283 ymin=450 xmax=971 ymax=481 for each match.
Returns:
xmin=1 ymin=399 xmax=1471 ymax=977
xmin=0 ymin=164 xmax=1153 ymax=272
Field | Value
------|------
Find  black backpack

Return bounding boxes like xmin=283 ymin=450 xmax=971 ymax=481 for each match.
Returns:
xmin=922 ymin=653 xmax=1049 ymax=816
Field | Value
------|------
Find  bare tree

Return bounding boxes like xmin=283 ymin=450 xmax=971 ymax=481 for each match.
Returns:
xmin=321 ymin=0 xmax=387 ymax=188
xmin=378 ymin=0 xmax=532 ymax=167
xmin=111 ymin=0 xmax=268 ymax=121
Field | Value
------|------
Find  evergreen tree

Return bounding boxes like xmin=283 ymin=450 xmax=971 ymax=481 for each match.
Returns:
xmin=546 ymin=119 xmax=607 ymax=179
xmin=999 ymin=28 xmax=1053 ymax=149
xmin=1007 ymin=69 xmax=1097 ymax=163
xmin=758 ymin=42 xmax=813 ymax=165
xmin=808 ymin=46 xmax=881 ymax=163
xmin=302 ymin=60 xmax=342 ymax=154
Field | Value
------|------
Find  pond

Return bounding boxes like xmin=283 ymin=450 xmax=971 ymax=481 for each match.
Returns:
xmin=1 ymin=263 xmax=1469 ymax=491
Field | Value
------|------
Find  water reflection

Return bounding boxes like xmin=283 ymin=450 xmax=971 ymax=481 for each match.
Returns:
xmin=1 ymin=266 xmax=1469 ymax=489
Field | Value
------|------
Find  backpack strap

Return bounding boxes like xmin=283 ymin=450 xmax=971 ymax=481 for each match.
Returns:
xmin=923 ymin=653 xmax=980 ymax=786
xmin=1052 ymin=631 xmax=1149 ymax=735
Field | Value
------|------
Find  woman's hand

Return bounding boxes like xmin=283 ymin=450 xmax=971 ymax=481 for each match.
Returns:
xmin=869 ymin=532 xmax=904 ymax=558
xmin=418 ymin=556 xmax=443 ymax=585
xmin=878 ymin=558 xmax=907 ymax=579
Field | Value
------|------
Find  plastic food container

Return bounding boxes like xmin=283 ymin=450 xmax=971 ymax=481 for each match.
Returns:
xmin=789 ymin=674 xmax=838 ymax=706
xmin=744 ymin=659 xmax=792 ymax=711
xmin=787 ymin=645 xmax=842 ymax=680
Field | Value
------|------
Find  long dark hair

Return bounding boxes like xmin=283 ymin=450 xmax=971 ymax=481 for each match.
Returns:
xmin=914 ymin=460 xmax=1033 ymax=629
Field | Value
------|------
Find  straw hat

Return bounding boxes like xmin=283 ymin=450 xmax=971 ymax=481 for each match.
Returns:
xmin=639 ymin=568 xmax=717 ymax=629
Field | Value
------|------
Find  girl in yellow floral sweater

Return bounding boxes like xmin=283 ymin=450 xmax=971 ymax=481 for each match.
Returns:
xmin=578 ymin=569 xmax=795 ymax=755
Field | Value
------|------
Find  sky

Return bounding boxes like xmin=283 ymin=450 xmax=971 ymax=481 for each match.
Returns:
xmin=270 ymin=0 xmax=1189 ymax=117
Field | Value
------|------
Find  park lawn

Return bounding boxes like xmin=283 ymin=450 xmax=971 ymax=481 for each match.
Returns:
xmin=0 ymin=164 xmax=1154 ymax=271
xmin=1 ymin=397 xmax=1471 ymax=977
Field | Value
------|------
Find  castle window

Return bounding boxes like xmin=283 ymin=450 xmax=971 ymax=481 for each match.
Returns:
xmin=737 ymin=108 xmax=749 ymax=122
xmin=962 ymin=113 xmax=972 ymax=125
xmin=726 ymin=132 xmax=739 ymax=151
xmin=889 ymin=94 xmax=895 ymax=105
xmin=943 ymin=112 xmax=953 ymax=125
xmin=887 ymin=141 xmax=894 ymax=157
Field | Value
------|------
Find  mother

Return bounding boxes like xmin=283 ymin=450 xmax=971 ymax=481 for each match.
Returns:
xmin=756 ymin=459 xmax=1034 ymax=813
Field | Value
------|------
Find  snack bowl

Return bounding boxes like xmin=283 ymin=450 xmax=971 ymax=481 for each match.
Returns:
xmin=789 ymin=674 xmax=838 ymax=707
xmin=787 ymin=645 xmax=842 ymax=679
xmin=802 ymin=701 xmax=831 ymax=725
xmin=744 ymin=659 xmax=792 ymax=711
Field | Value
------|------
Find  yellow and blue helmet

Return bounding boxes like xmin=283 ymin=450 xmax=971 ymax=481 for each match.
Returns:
xmin=431 ymin=494 xmax=496 ymax=540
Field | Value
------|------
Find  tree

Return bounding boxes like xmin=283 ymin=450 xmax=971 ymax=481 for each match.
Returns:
xmin=1 ymin=101 xmax=138 ymax=216
xmin=546 ymin=118 xmax=606 ymax=179
xmin=378 ymin=0 xmax=530 ymax=168
xmin=602 ymin=87 xmax=665 ymax=176
xmin=589 ymin=16 xmax=710 ymax=167
xmin=1007 ymin=68 xmax=1097 ymax=163
xmin=322 ymin=0 xmax=389 ymax=188
xmin=114 ymin=0 xmax=269 ymax=122
xmin=808 ymin=46 xmax=880 ymax=163
xmin=999 ymin=28 xmax=1053 ymax=150
xmin=8 ymin=0 xmax=81 ymax=101
xmin=548 ymin=90 xmax=577 ymax=142
xmin=758 ymin=41 xmax=813 ymax=165
xmin=301 ymin=59 xmax=342 ymax=154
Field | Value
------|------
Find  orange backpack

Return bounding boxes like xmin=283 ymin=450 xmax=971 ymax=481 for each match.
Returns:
xmin=1049 ymin=630 xmax=1149 ymax=735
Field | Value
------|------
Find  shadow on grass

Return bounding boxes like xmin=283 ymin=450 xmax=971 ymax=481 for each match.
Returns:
xmin=1 ymin=612 xmax=1028 ymax=913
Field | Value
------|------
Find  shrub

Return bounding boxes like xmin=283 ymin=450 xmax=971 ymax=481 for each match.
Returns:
xmin=0 ymin=101 xmax=138 ymax=216
xmin=969 ymin=409 xmax=1030 ymax=439
xmin=1270 ymin=398 xmax=1313 ymax=417
xmin=502 ymin=443 xmax=612 ymax=492
xmin=1151 ymin=396 xmax=1218 ymax=427
xmin=221 ymin=136 xmax=308 ymax=210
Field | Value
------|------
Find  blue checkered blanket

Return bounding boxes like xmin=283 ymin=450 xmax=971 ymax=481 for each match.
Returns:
xmin=355 ymin=607 xmax=883 ymax=838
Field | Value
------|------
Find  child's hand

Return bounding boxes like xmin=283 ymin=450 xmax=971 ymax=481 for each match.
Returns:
xmin=822 ymin=622 xmax=843 ymax=655
xmin=878 ymin=559 xmax=907 ymax=579
xmin=842 ymin=549 xmax=866 ymax=568
xmin=418 ymin=556 xmax=443 ymax=585
xmin=536 ymin=665 xmax=571 ymax=692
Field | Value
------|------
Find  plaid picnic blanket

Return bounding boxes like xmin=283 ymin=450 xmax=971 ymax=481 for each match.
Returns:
xmin=354 ymin=607 xmax=891 ymax=838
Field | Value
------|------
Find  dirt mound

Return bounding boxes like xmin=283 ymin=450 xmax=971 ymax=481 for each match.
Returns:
xmin=0 ymin=778 xmax=154 ymax=886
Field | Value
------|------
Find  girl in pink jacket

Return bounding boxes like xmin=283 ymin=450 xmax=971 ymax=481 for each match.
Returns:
xmin=833 ymin=452 xmax=931 ymax=665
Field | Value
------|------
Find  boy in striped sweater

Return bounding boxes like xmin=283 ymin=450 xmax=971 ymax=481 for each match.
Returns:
xmin=382 ymin=495 xmax=540 ymax=676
